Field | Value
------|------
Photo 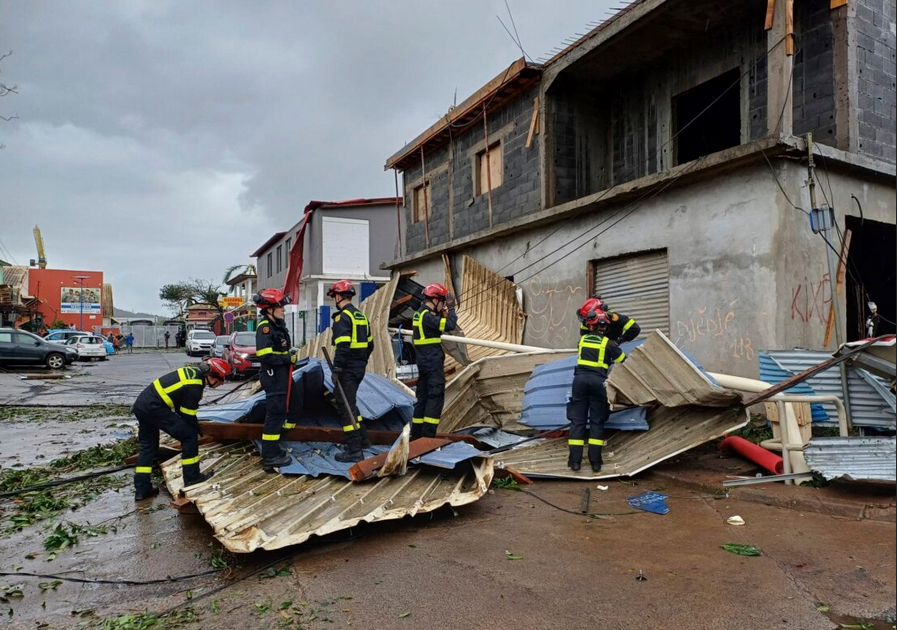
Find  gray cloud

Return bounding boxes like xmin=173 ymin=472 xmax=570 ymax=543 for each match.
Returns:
xmin=0 ymin=0 xmax=613 ymax=313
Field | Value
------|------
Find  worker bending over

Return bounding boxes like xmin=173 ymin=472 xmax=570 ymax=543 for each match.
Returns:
xmin=411 ymin=283 xmax=456 ymax=439
xmin=132 ymin=358 xmax=231 ymax=500
xmin=327 ymin=280 xmax=374 ymax=463
xmin=567 ymin=302 xmax=626 ymax=472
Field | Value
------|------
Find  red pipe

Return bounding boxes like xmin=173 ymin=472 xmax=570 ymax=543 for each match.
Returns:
xmin=719 ymin=436 xmax=784 ymax=475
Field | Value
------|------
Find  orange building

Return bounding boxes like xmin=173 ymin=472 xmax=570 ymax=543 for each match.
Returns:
xmin=28 ymin=268 xmax=104 ymax=330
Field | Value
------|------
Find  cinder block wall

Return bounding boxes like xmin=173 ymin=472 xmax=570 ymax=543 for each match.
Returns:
xmin=855 ymin=0 xmax=897 ymax=162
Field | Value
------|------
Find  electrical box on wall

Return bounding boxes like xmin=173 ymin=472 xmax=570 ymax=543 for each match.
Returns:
xmin=809 ymin=205 xmax=834 ymax=234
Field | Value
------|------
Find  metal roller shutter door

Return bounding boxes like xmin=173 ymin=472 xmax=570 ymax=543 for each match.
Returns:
xmin=592 ymin=250 xmax=670 ymax=336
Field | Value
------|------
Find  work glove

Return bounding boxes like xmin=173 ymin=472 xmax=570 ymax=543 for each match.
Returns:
xmin=445 ymin=292 xmax=456 ymax=311
xmin=290 ymin=349 xmax=300 ymax=364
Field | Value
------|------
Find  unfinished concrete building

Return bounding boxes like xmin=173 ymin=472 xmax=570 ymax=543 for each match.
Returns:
xmin=384 ymin=0 xmax=896 ymax=377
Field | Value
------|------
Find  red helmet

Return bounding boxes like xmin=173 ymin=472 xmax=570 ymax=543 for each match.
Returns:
xmin=326 ymin=280 xmax=356 ymax=299
xmin=203 ymin=357 xmax=232 ymax=380
xmin=422 ymin=283 xmax=448 ymax=299
xmin=577 ymin=298 xmax=609 ymax=327
xmin=593 ymin=296 xmax=609 ymax=312
xmin=252 ymin=288 xmax=291 ymax=308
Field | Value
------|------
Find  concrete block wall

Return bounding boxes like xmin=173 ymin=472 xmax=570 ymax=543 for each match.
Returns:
xmin=400 ymin=87 xmax=541 ymax=256
xmin=854 ymin=0 xmax=897 ymax=162
xmin=792 ymin=0 xmax=838 ymax=144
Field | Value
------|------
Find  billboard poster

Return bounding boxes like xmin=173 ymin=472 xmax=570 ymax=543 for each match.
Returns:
xmin=60 ymin=287 xmax=102 ymax=314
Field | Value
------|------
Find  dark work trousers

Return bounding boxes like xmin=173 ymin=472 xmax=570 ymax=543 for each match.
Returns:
xmin=259 ymin=365 xmax=290 ymax=460
xmin=133 ymin=405 xmax=199 ymax=491
xmin=412 ymin=367 xmax=446 ymax=439
xmin=335 ymin=368 xmax=368 ymax=448
xmin=566 ymin=371 xmax=610 ymax=466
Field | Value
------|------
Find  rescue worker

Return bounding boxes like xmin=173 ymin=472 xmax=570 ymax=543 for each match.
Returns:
xmin=252 ymin=288 xmax=298 ymax=471
xmin=327 ymin=280 xmax=374 ymax=463
xmin=132 ymin=358 xmax=231 ymax=501
xmin=567 ymin=302 xmax=626 ymax=472
xmin=411 ymin=283 xmax=457 ymax=439
xmin=579 ymin=296 xmax=641 ymax=344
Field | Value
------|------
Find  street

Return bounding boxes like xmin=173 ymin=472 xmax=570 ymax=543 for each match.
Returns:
xmin=0 ymin=352 xmax=894 ymax=630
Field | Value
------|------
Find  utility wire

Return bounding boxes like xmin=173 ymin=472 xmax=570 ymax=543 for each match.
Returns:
xmin=0 ymin=465 xmax=132 ymax=499
xmin=0 ymin=569 xmax=221 ymax=586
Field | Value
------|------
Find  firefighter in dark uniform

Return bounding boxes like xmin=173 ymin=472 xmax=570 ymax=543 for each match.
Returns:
xmin=252 ymin=288 xmax=298 ymax=471
xmin=411 ymin=283 xmax=457 ymax=439
xmin=579 ymin=296 xmax=641 ymax=344
xmin=132 ymin=358 xmax=231 ymax=500
xmin=567 ymin=302 xmax=626 ymax=472
xmin=327 ymin=280 xmax=374 ymax=463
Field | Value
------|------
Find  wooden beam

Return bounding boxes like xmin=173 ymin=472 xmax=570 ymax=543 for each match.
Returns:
xmin=824 ymin=229 xmax=852 ymax=347
xmin=765 ymin=0 xmax=776 ymax=30
xmin=348 ymin=438 xmax=450 ymax=482
xmin=195 ymin=421 xmax=481 ymax=447
xmin=830 ymin=0 xmax=847 ymax=8
xmin=390 ymin=294 xmax=413 ymax=311
xmin=525 ymin=97 xmax=540 ymax=149
xmin=785 ymin=0 xmax=795 ymax=55
xmin=493 ymin=466 xmax=534 ymax=485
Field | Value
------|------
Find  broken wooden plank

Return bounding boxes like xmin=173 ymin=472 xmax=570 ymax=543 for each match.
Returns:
xmin=195 ymin=421 xmax=481 ymax=447
xmin=170 ymin=496 xmax=199 ymax=514
xmin=765 ymin=0 xmax=776 ymax=29
xmin=390 ymin=294 xmax=413 ymax=311
xmin=830 ymin=0 xmax=847 ymax=8
xmin=785 ymin=0 xmax=795 ymax=54
xmin=349 ymin=438 xmax=451 ymax=482
xmin=493 ymin=466 xmax=534 ymax=485
xmin=824 ymin=228 xmax=852 ymax=347
xmin=525 ymin=97 xmax=540 ymax=148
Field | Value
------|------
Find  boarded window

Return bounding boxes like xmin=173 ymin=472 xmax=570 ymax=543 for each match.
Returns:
xmin=276 ymin=245 xmax=283 ymax=273
xmin=412 ymin=182 xmax=431 ymax=224
xmin=267 ymin=253 xmax=273 ymax=278
xmin=476 ymin=141 xmax=503 ymax=195
xmin=322 ymin=216 xmax=369 ymax=275
xmin=591 ymin=249 xmax=669 ymax=336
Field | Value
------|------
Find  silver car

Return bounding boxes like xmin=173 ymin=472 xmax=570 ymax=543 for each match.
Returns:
xmin=209 ymin=335 xmax=230 ymax=359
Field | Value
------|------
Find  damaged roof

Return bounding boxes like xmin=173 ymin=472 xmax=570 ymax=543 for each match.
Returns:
xmin=804 ymin=437 xmax=896 ymax=483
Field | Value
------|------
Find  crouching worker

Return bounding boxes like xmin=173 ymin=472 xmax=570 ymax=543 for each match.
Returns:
xmin=132 ymin=358 xmax=231 ymax=501
xmin=567 ymin=303 xmax=626 ymax=472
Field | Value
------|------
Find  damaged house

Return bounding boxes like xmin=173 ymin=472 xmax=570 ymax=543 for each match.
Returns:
xmin=384 ymin=0 xmax=896 ymax=377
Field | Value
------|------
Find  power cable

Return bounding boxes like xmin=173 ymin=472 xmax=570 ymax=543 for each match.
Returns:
xmin=0 ymin=569 xmax=221 ymax=586
xmin=0 ymin=465 xmax=132 ymax=499
xmin=509 ymin=487 xmax=642 ymax=517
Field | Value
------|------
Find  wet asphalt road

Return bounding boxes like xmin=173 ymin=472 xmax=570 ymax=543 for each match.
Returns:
xmin=0 ymin=353 xmax=894 ymax=629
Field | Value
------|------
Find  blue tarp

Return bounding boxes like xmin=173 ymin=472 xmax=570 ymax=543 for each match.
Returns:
xmin=519 ymin=339 xmax=649 ymax=431
xmin=627 ymin=491 xmax=670 ymax=515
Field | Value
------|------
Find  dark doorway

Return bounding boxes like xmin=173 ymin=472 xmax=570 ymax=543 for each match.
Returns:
xmin=673 ymin=68 xmax=742 ymax=165
xmin=844 ymin=216 xmax=896 ymax=341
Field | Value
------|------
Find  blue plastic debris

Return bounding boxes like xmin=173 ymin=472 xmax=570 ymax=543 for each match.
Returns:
xmin=627 ymin=491 xmax=670 ymax=515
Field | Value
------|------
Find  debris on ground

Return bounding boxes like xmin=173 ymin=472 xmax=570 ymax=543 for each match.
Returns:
xmin=726 ymin=515 xmax=746 ymax=526
xmin=627 ymin=491 xmax=671 ymax=515
xmin=721 ymin=543 xmax=763 ymax=557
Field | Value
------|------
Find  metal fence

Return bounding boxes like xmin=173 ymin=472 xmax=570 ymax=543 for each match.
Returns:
xmin=93 ymin=325 xmax=182 ymax=348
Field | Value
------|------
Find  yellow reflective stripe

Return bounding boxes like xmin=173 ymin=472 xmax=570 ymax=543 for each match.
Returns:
xmin=135 ymin=466 xmax=153 ymax=474
xmin=622 ymin=318 xmax=636 ymax=332
xmin=334 ymin=336 xmax=351 ymax=345
xmin=179 ymin=407 xmax=198 ymax=416
xmin=346 ymin=310 xmax=370 ymax=349
xmin=153 ymin=380 xmax=175 ymax=410
xmin=578 ymin=336 xmax=610 ymax=368
xmin=257 ymin=347 xmax=274 ymax=356
xmin=282 ymin=422 xmax=296 ymax=429
xmin=343 ymin=424 xmax=356 ymax=432
xmin=614 ymin=351 xmax=626 ymax=363
xmin=588 ymin=438 xmax=606 ymax=446
xmin=181 ymin=455 xmax=201 ymax=466
xmin=412 ymin=418 xmax=424 ymax=424
xmin=412 ymin=311 xmax=441 ymax=345
xmin=259 ymin=320 xmax=269 ymax=325
xmin=262 ymin=433 xmax=280 ymax=441
xmin=568 ymin=439 xmax=585 ymax=446
xmin=423 ymin=417 xmax=440 ymax=425
xmin=439 ymin=317 xmax=447 ymax=332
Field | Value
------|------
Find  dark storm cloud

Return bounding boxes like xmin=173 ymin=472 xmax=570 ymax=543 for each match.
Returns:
xmin=0 ymin=0 xmax=612 ymax=312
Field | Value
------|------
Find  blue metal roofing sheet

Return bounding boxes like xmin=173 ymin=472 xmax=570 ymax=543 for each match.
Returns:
xmin=413 ymin=441 xmax=485 ymax=469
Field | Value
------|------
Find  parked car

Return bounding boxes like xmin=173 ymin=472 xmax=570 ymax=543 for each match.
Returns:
xmin=223 ymin=331 xmax=259 ymax=377
xmin=0 ymin=328 xmax=78 ymax=369
xmin=65 ymin=334 xmax=108 ymax=361
xmin=44 ymin=329 xmax=88 ymax=344
xmin=185 ymin=329 xmax=216 ymax=357
xmin=209 ymin=335 xmax=230 ymax=359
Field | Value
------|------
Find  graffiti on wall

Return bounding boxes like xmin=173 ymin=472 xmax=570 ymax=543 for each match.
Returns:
xmin=674 ymin=300 xmax=754 ymax=362
xmin=527 ymin=275 xmax=584 ymax=348
xmin=790 ymin=273 xmax=831 ymax=325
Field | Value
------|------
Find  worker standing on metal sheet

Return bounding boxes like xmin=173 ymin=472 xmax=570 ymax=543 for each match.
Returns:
xmin=252 ymin=288 xmax=298 ymax=472
xmin=411 ymin=283 xmax=457 ymax=439
xmin=580 ymin=296 xmax=641 ymax=344
xmin=132 ymin=358 xmax=230 ymax=501
xmin=568 ymin=302 xmax=626 ymax=472
xmin=326 ymin=280 xmax=374 ymax=463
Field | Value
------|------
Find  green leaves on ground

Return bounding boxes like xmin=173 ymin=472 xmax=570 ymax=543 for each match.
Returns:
xmin=721 ymin=543 xmax=762 ymax=557
xmin=399 ymin=611 xmax=412 ymax=618
xmin=492 ymin=477 xmax=520 ymax=491
xmin=77 ymin=607 xmax=198 ymax=630
xmin=48 ymin=439 xmax=138 ymax=472
xmin=44 ymin=522 xmax=108 ymax=554
xmin=504 ymin=550 xmax=523 ymax=560
xmin=258 ymin=566 xmax=292 ymax=580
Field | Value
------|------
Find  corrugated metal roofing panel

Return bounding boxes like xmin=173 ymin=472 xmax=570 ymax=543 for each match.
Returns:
xmin=161 ymin=442 xmax=493 ymax=553
xmin=804 ymin=437 xmax=896 ymax=482
xmin=761 ymin=350 xmax=895 ymax=429
xmin=593 ymin=250 xmax=669 ymax=336
xmin=758 ymin=354 xmax=828 ymax=423
xmin=496 ymin=406 xmax=748 ymax=480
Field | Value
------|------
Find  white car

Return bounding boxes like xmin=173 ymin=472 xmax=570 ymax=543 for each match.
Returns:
xmin=65 ymin=334 xmax=108 ymax=361
xmin=186 ymin=329 xmax=216 ymax=357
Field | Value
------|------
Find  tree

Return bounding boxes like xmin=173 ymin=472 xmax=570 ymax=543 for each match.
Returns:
xmin=222 ymin=263 xmax=256 ymax=285
xmin=159 ymin=282 xmax=196 ymax=316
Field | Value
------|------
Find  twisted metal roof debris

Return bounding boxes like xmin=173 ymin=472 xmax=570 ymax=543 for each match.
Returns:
xmin=804 ymin=437 xmax=896 ymax=483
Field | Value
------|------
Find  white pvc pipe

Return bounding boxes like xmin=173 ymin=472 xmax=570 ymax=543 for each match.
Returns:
xmin=389 ymin=328 xmax=560 ymax=354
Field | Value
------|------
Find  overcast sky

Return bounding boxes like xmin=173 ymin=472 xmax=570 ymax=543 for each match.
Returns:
xmin=0 ymin=0 xmax=614 ymax=314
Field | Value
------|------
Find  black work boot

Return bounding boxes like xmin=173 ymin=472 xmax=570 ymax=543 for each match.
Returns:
xmin=134 ymin=486 xmax=159 ymax=502
xmin=568 ymin=445 xmax=583 ymax=471
xmin=358 ymin=423 xmax=372 ymax=450
xmin=183 ymin=463 xmax=214 ymax=488
xmin=589 ymin=446 xmax=604 ymax=472
xmin=410 ymin=423 xmax=423 ymax=440
xmin=335 ymin=433 xmax=364 ymax=463
xmin=420 ymin=422 xmax=438 ymax=439
xmin=262 ymin=453 xmax=292 ymax=472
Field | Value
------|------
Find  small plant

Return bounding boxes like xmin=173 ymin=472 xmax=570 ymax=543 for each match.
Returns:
xmin=44 ymin=522 xmax=108 ymax=554
xmin=492 ymin=477 xmax=520 ymax=491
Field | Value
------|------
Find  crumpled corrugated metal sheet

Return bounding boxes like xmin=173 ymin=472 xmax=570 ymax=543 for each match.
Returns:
xmin=495 ymin=406 xmax=747 ymax=480
xmin=606 ymin=332 xmax=742 ymax=408
xmin=161 ymin=442 xmax=494 ymax=553
xmin=804 ymin=437 xmax=896 ymax=482
xmin=759 ymin=350 xmax=896 ymax=429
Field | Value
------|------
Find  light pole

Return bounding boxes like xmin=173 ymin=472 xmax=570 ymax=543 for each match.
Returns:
xmin=74 ymin=275 xmax=91 ymax=332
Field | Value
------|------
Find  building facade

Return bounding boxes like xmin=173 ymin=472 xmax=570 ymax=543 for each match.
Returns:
xmin=27 ymin=268 xmax=105 ymax=331
xmin=384 ymin=0 xmax=896 ymax=377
